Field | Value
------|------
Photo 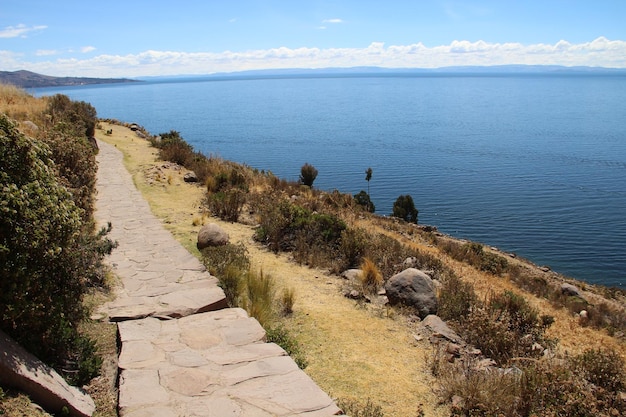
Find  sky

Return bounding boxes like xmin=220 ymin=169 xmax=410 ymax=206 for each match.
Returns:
xmin=1 ymin=0 xmax=626 ymax=78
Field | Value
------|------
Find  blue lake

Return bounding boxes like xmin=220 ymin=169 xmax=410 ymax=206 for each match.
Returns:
xmin=34 ymin=73 xmax=626 ymax=286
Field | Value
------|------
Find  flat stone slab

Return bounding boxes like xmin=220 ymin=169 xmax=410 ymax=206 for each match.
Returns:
xmin=94 ymin=140 xmax=227 ymax=320
xmin=0 ymin=330 xmax=95 ymax=417
xmin=117 ymin=309 xmax=341 ymax=416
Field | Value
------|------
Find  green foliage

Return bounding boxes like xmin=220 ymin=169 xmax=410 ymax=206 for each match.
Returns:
xmin=151 ymin=130 xmax=214 ymax=183
xmin=0 ymin=114 xmax=113 ymax=384
xmin=462 ymin=291 xmax=554 ymax=365
xmin=200 ymin=243 xmax=250 ymax=306
xmin=440 ymin=240 xmax=509 ymax=275
xmin=206 ymin=188 xmax=247 ymax=222
xmin=354 ymin=190 xmax=375 ymax=212
xmin=266 ymin=325 xmax=308 ymax=369
xmin=571 ymin=347 xmax=625 ymax=392
xmin=392 ymin=194 xmax=418 ymax=223
xmin=437 ymin=272 xmax=478 ymax=322
xmin=45 ymin=94 xmax=97 ymax=139
xmin=299 ymin=162 xmax=318 ymax=187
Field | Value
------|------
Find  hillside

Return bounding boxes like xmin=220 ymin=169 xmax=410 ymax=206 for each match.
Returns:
xmin=0 ymin=70 xmax=138 ymax=88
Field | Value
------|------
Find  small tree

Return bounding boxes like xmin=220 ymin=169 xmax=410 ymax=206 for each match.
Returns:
xmin=299 ymin=162 xmax=318 ymax=187
xmin=354 ymin=190 xmax=375 ymax=213
xmin=365 ymin=167 xmax=372 ymax=194
xmin=392 ymin=194 xmax=418 ymax=223
xmin=365 ymin=167 xmax=373 ymax=212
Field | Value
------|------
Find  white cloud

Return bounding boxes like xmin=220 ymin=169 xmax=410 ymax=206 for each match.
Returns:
xmin=14 ymin=37 xmax=626 ymax=78
xmin=36 ymin=49 xmax=59 ymax=56
xmin=0 ymin=24 xmax=47 ymax=38
xmin=81 ymin=46 xmax=96 ymax=53
xmin=322 ymin=18 xmax=343 ymax=24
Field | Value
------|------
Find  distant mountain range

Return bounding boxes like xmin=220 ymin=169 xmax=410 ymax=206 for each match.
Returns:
xmin=0 ymin=70 xmax=139 ymax=88
xmin=138 ymin=65 xmax=626 ymax=81
xmin=2 ymin=66 xmax=624 ymax=88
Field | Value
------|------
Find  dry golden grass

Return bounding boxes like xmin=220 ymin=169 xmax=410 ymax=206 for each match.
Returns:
xmin=0 ymin=84 xmax=47 ymax=127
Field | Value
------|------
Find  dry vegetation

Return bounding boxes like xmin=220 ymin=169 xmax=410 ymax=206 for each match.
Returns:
xmin=3 ymin=86 xmax=626 ymax=416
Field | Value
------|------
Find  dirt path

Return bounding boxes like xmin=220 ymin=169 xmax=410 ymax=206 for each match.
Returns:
xmin=97 ymin=122 xmax=447 ymax=417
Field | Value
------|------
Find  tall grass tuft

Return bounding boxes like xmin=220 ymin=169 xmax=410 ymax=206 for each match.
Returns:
xmin=280 ymin=287 xmax=296 ymax=316
xmin=359 ymin=257 xmax=382 ymax=295
xmin=242 ymin=269 xmax=276 ymax=328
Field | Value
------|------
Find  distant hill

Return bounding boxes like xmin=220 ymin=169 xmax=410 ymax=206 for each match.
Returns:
xmin=137 ymin=65 xmax=626 ymax=82
xmin=0 ymin=70 xmax=139 ymax=88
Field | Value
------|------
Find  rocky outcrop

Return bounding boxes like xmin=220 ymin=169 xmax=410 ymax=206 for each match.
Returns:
xmin=384 ymin=268 xmax=437 ymax=318
xmin=561 ymin=283 xmax=581 ymax=297
xmin=0 ymin=330 xmax=95 ymax=417
xmin=197 ymin=223 xmax=229 ymax=250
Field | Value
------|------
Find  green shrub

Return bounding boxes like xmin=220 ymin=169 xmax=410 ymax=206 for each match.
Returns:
xmin=200 ymin=242 xmax=250 ymax=277
xmin=200 ymin=243 xmax=250 ymax=306
xmin=353 ymin=190 xmax=375 ymax=213
xmin=437 ymin=272 xmax=478 ymax=322
xmin=206 ymin=188 xmax=247 ymax=222
xmin=391 ymin=194 xmax=418 ymax=223
xmin=462 ymin=291 xmax=553 ymax=365
xmin=571 ymin=347 xmax=625 ymax=392
xmin=0 ymin=114 xmax=112 ymax=384
xmin=266 ymin=325 xmax=308 ymax=369
xmin=336 ymin=227 xmax=369 ymax=272
xmin=299 ymin=162 xmax=318 ymax=187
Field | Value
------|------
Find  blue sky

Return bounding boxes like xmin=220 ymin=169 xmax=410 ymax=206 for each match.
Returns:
xmin=1 ymin=0 xmax=625 ymax=77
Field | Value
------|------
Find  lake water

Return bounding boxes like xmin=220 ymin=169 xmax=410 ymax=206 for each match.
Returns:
xmin=34 ymin=73 xmax=626 ymax=287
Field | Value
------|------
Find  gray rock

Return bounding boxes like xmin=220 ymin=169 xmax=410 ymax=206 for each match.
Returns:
xmin=561 ymin=283 xmax=581 ymax=297
xmin=0 ymin=330 xmax=95 ymax=417
xmin=384 ymin=268 xmax=437 ymax=318
xmin=422 ymin=315 xmax=462 ymax=343
xmin=341 ymin=269 xmax=362 ymax=281
xmin=197 ymin=223 xmax=229 ymax=249
xmin=183 ymin=171 xmax=198 ymax=183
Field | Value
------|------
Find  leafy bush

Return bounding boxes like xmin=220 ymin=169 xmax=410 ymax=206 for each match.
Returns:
xmin=437 ymin=272 xmax=478 ymax=322
xmin=462 ymin=291 xmax=553 ymax=365
xmin=266 ymin=325 xmax=308 ymax=369
xmin=299 ymin=162 xmax=318 ymax=187
xmin=0 ymin=115 xmax=112 ymax=384
xmin=353 ymin=190 xmax=375 ymax=212
xmin=45 ymin=94 xmax=97 ymax=139
xmin=206 ymin=188 xmax=247 ymax=222
xmin=571 ymin=347 xmax=625 ymax=392
xmin=391 ymin=194 xmax=418 ymax=223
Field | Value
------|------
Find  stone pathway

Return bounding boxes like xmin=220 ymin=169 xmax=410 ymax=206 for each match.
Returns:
xmin=94 ymin=138 xmax=340 ymax=416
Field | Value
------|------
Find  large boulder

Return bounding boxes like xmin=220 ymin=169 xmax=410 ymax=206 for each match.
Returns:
xmin=197 ymin=223 xmax=229 ymax=250
xmin=384 ymin=268 xmax=437 ymax=318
